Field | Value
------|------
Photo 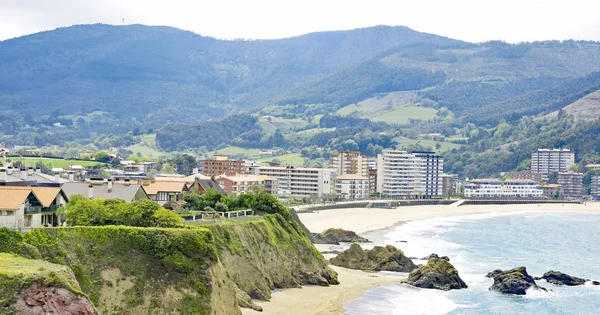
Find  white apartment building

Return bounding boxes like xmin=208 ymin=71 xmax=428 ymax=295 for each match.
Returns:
xmin=335 ymin=174 xmax=370 ymax=200
xmin=531 ymin=149 xmax=575 ymax=181
xmin=329 ymin=151 xmax=370 ymax=177
xmin=254 ymin=166 xmax=332 ymax=198
xmin=376 ymin=150 xmax=443 ymax=198
xmin=463 ymin=179 xmax=543 ymax=198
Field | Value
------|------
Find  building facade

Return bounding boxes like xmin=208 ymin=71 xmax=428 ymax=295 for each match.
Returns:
xmin=368 ymin=168 xmax=377 ymax=195
xmin=254 ymin=166 xmax=332 ymax=198
xmin=558 ymin=172 xmax=583 ymax=199
xmin=200 ymin=155 xmax=245 ymax=177
xmin=335 ymin=174 xmax=370 ymax=200
xmin=463 ymin=179 xmax=543 ymax=198
xmin=376 ymin=150 xmax=443 ymax=198
xmin=329 ymin=151 xmax=370 ymax=177
xmin=216 ymin=174 xmax=278 ymax=196
xmin=531 ymin=149 xmax=575 ymax=181
xmin=508 ymin=170 xmax=543 ymax=184
xmin=591 ymin=175 xmax=600 ymax=200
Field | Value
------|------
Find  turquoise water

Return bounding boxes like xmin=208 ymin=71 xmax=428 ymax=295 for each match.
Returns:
xmin=344 ymin=211 xmax=600 ymax=315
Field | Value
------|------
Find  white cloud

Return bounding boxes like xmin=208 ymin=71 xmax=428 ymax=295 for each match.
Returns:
xmin=0 ymin=0 xmax=599 ymax=42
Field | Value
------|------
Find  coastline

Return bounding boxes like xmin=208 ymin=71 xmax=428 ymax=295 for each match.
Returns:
xmin=242 ymin=202 xmax=600 ymax=315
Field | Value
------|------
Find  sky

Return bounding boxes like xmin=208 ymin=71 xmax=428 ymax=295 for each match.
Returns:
xmin=1 ymin=0 xmax=600 ymax=43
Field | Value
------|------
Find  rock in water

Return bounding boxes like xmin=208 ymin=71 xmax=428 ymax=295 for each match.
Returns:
xmin=420 ymin=253 xmax=440 ymax=260
xmin=403 ymin=258 xmax=468 ymax=290
xmin=330 ymin=244 xmax=417 ymax=272
xmin=592 ymin=281 xmax=600 ymax=285
xmin=541 ymin=270 xmax=587 ymax=286
xmin=312 ymin=228 xmax=369 ymax=244
xmin=489 ymin=266 xmax=547 ymax=295
xmin=486 ymin=269 xmax=503 ymax=278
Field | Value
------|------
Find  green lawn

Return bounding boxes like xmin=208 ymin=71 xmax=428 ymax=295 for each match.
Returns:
xmin=336 ymin=91 xmax=418 ymax=118
xmin=7 ymin=157 xmax=104 ymax=169
xmin=394 ymin=137 xmax=463 ymax=153
xmin=257 ymin=153 xmax=305 ymax=166
xmin=127 ymin=134 xmax=171 ymax=158
xmin=213 ymin=146 xmax=263 ymax=159
xmin=372 ymin=106 xmax=438 ymax=124
xmin=258 ymin=117 xmax=310 ymax=134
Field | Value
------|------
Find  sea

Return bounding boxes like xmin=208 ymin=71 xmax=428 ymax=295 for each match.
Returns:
xmin=341 ymin=211 xmax=600 ymax=315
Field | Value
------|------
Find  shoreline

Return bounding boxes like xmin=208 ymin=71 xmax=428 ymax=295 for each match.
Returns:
xmin=243 ymin=203 xmax=600 ymax=315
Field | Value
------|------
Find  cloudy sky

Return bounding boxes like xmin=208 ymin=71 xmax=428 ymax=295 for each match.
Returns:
xmin=2 ymin=0 xmax=599 ymax=42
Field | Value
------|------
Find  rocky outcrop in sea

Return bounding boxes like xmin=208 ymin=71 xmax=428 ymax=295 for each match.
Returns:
xmin=312 ymin=228 xmax=370 ymax=245
xmin=488 ymin=266 xmax=547 ymax=295
xmin=330 ymin=244 xmax=416 ymax=272
xmin=403 ymin=257 xmax=468 ymax=290
xmin=541 ymin=270 xmax=587 ymax=286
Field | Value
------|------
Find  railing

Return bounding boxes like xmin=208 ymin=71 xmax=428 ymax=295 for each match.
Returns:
xmin=182 ymin=209 xmax=255 ymax=222
xmin=24 ymin=206 xmax=42 ymax=215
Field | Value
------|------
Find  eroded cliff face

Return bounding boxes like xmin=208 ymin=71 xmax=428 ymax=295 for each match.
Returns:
xmin=0 ymin=214 xmax=336 ymax=314
xmin=208 ymin=214 xmax=339 ymax=302
xmin=0 ymin=253 xmax=98 ymax=315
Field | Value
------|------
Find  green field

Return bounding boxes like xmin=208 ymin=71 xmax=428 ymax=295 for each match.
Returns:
xmin=212 ymin=146 xmax=263 ymax=159
xmin=372 ymin=106 xmax=438 ymax=124
xmin=336 ymin=91 xmax=417 ymax=118
xmin=258 ymin=117 xmax=310 ymax=134
xmin=7 ymin=157 xmax=105 ymax=169
xmin=127 ymin=134 xmax=172 ymax=158
xmin=394 ymin=137 xmax=463 ymax=153
xmin=257 ymin=153 xmax=305 ymax=166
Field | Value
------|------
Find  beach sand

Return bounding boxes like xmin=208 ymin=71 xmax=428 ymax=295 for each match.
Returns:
xmin=242 ymin=202 xmax=600 ymax=315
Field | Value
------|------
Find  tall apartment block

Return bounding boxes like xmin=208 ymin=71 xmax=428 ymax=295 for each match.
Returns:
xmin=376 ymin=150 xmax=443 ymax=198
xmin=254 ymin=166 xmax=332 ymax=198
xmin=200 ymin=155 xmax=246 ymax=177
xmin=531 ymin=149 xmax=575 ymax=181
xmin=591 ymin=175 xmax=600 ymax=200
xmin=329 ymin=151 xmax=370 ymax=177
xmin=558 ymin=172 xmax=583 ymax=199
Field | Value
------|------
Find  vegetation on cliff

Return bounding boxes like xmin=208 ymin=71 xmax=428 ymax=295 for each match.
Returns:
xmin=0 ymin=192 xmax=335 ymax=314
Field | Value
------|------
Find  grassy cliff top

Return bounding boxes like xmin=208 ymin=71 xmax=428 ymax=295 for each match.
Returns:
xmin=0 ymin=253 xmax=84 ymax=309
xmin=0 ymin=253 xmax=69 ymax=277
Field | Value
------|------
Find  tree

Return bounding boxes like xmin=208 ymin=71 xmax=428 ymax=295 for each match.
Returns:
xmin=161 ymin=163 xmax=177 ymax=174
xmin=127 ymin=154 xmax=141 ymax=163
xmin=94 ymin=151 xmax=110 ymax=163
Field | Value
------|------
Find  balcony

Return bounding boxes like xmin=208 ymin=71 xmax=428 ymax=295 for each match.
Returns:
xmin=24 ymin=206 xmax=42 ymax=215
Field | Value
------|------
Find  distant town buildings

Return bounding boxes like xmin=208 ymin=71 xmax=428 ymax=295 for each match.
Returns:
xmin=376 ymin=150 xmax=443 ymax=198
xmin=335 ymin=174 xmax=369 ymax=200
xmin=200 ymin=155 xmax=246 ymax=177
xmin=558 ymin=172 xmax=583 ymax=199
xmin=463 ymin=178 xmax=543 ymax=198
xmin=329 ymin=151 xmax=370 ymax=178
xmin=540 ymin=184 xmax=563 ymax=199
xmin=531 ymin=149 xmax=575 ymax=181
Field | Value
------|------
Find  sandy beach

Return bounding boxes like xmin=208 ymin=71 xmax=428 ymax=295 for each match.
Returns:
xmin=242 ymin=202 xmax=600 ymax=315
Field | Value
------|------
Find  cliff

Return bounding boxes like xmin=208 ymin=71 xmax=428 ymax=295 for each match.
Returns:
xmin=0 ymin=253 xmax=98 ymax=315
xmin=0 ymin=214 xmax=336 ymax=314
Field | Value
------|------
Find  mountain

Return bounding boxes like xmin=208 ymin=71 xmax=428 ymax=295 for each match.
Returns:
xmin=0 ymin=23 xmax=460 ymax=128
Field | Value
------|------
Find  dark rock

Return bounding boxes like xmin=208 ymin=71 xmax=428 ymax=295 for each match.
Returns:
xmin=533 ymin=276 xmax=542 ymax=280
xmin=541 ymin=270 xmax=587 ymax=286
xmin=330 ymin=244 xmax=417 ymax=272
xmin=592 ymin=281 xmax=600 ymax=285
xmin=441 ymin=256 xmax=450 ymax=261
xmin=403 ymin=257 xmax=467 ymax=290
xmin=489 ymin=266 xmax=547 ymax=295
xmin=486 ymin=269 xmax=503 ymax=278
xmin=312 ymin=228 xmax=370 ymax=245
xmin=420 ymin=253 xmax=439 ymax=260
